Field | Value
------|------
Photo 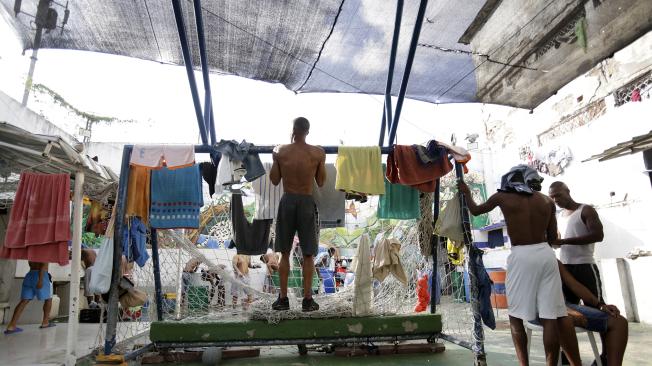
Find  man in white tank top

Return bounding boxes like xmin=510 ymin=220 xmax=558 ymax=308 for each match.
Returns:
xmin=549 ymin=181 xmax=607 ymax=365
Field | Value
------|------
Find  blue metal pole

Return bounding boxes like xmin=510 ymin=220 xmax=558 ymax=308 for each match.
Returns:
xmin=430 ymin=178 xmax=440 ymax=314
xmin=193 ymin=0 xmax=215 ymax=144
xmin=150 ymin=228 xmax=164 ymax=321
xmin=388 ymin=0 xmax=428 ymax=146
xmin=454 ymin=161 xmax=486 ymax=360
xmin=380 ymin=0 xmax=404 ymax=147
xmin=104 ymin=145 xmax=132 ymax=355
xmin=171 ymin=0 xmax=208 ymax=145
xmin=209 ymin=108 xmax=216 ymax=145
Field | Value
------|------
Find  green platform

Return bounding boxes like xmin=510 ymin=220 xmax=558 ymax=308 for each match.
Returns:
xmin=151 ymin=314 xmax=441 ymax=343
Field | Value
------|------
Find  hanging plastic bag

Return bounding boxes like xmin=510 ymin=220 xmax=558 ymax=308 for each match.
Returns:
xmin=434 ymin=194 xmax=464 ymax=242
xmin=88 ymin=203 xmax=116 ymax=294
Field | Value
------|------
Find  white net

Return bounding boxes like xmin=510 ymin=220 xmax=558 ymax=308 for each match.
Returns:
xmin=94 ymin=190 xmax=482 ymax=355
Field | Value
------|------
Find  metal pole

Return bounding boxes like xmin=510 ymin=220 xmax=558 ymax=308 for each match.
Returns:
xmin=21 ymin=28 xmax=42 ymax=106
xmin=171 ymin=0 xmax=209 ymax=145
xmin=193 ymin=0 xmax=215 ymax=144
xmin=454 ymin=162 xmax=486 ymax=362
xmin=388 ymin=0 xmax=429 ymax=146
xmin=104 ymin=146 xmax=132 ymax=355
xmin=379 ymin=109 xmax=387 ymax=147
xmin=150 ymin=228 xmax=164 ymax=321
xmin=380 ymin=0 xmax=404 ymax=147
xmin=65 ymin=169 xmax=85 ymax=366
xmin=430 ymin=178 xmax=440 ymax=314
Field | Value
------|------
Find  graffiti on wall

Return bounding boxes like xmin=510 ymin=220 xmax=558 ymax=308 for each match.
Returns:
xmin=519 ymin=145 xmax=573 ymax=177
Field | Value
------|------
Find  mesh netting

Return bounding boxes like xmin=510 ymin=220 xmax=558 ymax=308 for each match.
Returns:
xmin=93 ymin=191 xmax=481 ymax=355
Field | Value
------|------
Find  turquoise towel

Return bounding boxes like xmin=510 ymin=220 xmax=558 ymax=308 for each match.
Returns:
xmin=377 ymin=175 xmax=420 ymax=220
xmin=150 ymin=165 xmax=203 ymax=229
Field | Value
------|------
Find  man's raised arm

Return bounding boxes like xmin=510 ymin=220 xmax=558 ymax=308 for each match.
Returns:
xmin=457 ymin=179 xmax=499 ymax=216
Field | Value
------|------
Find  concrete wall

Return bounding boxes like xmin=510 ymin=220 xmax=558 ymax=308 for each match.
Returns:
xmin=480 ymin=32 xmax=652 ymax=323
xmin=0 ymin=90 xmax=78 ymax=145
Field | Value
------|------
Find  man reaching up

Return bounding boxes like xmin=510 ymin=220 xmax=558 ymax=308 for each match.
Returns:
xmin=459 ymin=165 xmax=567 ymax=366
xmin=270 ymin=117 xmax=326 ymax=312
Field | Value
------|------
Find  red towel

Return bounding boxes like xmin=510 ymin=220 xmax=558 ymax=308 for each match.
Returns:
xmin=0 ymin=173 xmax=70 ymax=265
xmin=386 ymin=145 xmax=453 ymax=192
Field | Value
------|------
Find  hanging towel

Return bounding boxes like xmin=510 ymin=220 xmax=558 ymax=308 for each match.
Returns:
xmin=312 ymin=163 xmax=345 ymax=227
xmin=216 ymin=156 xmax=246 ymax=193
xmin=0 ymin=173 xmax=70 ymax=265
xmin=386 ymin=145 xmax=453 ymax=192
xmin=335 ymin=146 xmax=385 ymax=195
xmin=438 ymin=142 xmax=471 ymax=174
xmin=130 ymin=144 xmax=194 ymax=169
xmin=122 ymin=216 xmax=149 ymax=267
xmin=252 ymin=162 xmax=284 ymax=220
xmin=231 ymin=193 xmax=273 ymax=255
xmin=372 ymin=237 xmax=407 ymax=285
xmin=418 ymin=192 xmax=434 ymax=256
xmin=353 ymin=234 xmax=373 ymax=316
xmin=378 ymin=164 xmax=420 ymax=220
xmin=199 ymin=161 xmax=218 ymax=197
xmin=150 ymin=165 xmax=203 ymax=229
xmin=125 ymin=165 xmax=150 ymax=224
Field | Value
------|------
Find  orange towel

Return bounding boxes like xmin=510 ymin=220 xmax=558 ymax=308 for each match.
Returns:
xmin=0 ymin=172 xmax=70 ymax=265
xmin=386 ymin=145 xmax=453 ymax=192
xmin=126 ymin=165 xmax=150 ymax=224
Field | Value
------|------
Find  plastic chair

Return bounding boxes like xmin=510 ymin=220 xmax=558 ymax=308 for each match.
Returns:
xmin=525 ymin=322 xmax=602 ymax=366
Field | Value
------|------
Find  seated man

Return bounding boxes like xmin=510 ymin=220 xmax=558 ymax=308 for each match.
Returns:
xmin=555 ymin=261 xmax=628 ymax=366
xmin=260 ymin=252 xmax=280 ymax=294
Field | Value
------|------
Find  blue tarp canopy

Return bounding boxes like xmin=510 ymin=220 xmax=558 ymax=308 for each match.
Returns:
xmin=2 ymin=0 xmax=651 ymax=109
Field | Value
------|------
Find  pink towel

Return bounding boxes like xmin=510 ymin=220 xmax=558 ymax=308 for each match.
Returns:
xmin=0 ymin=173 xmax=70 ymax=265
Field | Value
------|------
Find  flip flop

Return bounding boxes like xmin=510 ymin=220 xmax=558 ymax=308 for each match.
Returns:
xmin=4 ymin=327 xmax=23 ymax=335
xmin=39 ymin=323 xmax=56 ymax=329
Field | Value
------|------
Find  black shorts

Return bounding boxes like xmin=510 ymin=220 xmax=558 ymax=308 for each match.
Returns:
xmin=562 ymin=263 xmax=604 ymax=305
xmin=275 ymin=193 xmax=319 ymax=256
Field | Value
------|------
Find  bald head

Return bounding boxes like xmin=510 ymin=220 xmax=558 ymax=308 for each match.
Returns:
xmin=548 ymin=181 xmax=573 ymax=209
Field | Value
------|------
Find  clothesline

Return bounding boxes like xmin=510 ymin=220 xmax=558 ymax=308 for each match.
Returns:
xmin=123 ymin=144 xmax=395 ymax=155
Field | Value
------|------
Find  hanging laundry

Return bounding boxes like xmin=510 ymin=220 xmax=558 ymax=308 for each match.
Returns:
xmin=435 ymin=194 xmax=464 ymax=243
xmin=412 ymin=140 xmax=447 ymax=166
xmin=130 ymin=144 xmax=194 ymax=169
xmin=447 ymin=239 xmax=465 ymax=266
xmin=372 ymin=237 xmax=407 ymax=285
xmin=122 ymin=216 xmax=149 ymax=267
xmin=498 ymin=164 xmax=543 ymax=195
xmin=335 ymin=146 xmax=385 ymax=195
xmin=150 ymin=165 xmax=203 ymax=229
xmin=0 ymin=173 xmax=70 ymax=265
xmin=125 ymin=165 xmax=150 ymax=224
xmin=199 ymin=161 xmax=218 ymax=197
xmin=216 ymin=156 xmax=247 ymax=192
xmin=312 ymin=163 xmax=345 ymax=228
xmin=469 ymin=246 xmax=496 ymax=329
xmin=417 ymin=192 xmax=434 ymax=256
xmin=214 ymin=139 xmax=265 ymax=182
xmin=438 ymin=141 xmax=472 ymax=173
xmin=353 ymin=234 xmax=373 ymax=316
xmin=252 ymin=162 xmax=284 ymax=220
xmin=386 ymin=145 xmax=452 ymax=192
xmin=378 ymin=164 xmax=420 ymax=220
xmin=230 ymin=193 xmax=273 ymax=255
xmin=631 ymin=88 xmax=642 ymax=102
xmin=414 ymin=273 xmax=430 ymax=313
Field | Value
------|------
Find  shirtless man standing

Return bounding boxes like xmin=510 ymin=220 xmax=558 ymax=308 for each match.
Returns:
xmin=459 ymin=166 xmax=567 ymax=366
xmin=4 ymin=262 xmax=54 ymax=334
xmin=270 ymin=117 xmax=326 ymax=312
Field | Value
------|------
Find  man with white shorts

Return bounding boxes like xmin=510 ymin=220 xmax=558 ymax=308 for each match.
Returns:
xmin=460 ymin=165 xmax=567 ymax=366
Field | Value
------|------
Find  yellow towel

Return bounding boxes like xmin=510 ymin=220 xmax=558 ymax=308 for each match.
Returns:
xmin=335 ymin=146 xmax=385 ymax=195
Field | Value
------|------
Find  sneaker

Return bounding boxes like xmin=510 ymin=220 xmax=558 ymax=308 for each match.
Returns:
xmin=302 ymin=297 xmax=320 ymax=312
xmin=272 ymin=296 xmax=290 ymax=311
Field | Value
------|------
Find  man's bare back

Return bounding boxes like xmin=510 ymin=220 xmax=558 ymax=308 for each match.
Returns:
xmin=271 ymin=142 xmax=326 ymax=194
xmin=459 ymin=182 xmax=557 ymax=245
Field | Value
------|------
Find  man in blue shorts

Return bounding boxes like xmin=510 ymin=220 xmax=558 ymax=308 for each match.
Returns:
xmin=4 ymin=262 xmax=55 ymax=334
